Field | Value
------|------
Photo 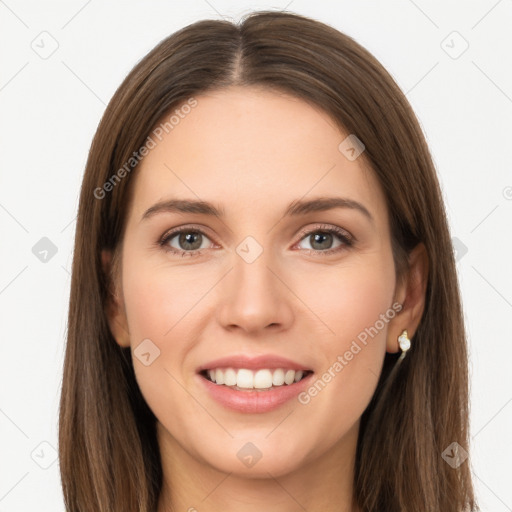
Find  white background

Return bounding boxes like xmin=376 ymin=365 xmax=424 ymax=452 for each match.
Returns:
xmin=0 ymin=1 xmax=511 ymax=510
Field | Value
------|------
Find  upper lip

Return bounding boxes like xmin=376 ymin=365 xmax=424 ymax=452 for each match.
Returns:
xmin=197 ymin=354 xmax=313 ymax=372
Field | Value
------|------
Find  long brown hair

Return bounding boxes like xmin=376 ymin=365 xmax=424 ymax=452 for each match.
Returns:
xmin=59 ymin=10 xmax=478 ymax=511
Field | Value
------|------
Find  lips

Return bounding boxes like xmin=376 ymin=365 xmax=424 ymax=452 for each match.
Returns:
xmin=197 ymin=362 xmax=315 ymax=413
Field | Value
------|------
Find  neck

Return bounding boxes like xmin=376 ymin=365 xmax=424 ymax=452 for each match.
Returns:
xmin=156 ymin=420 xmax=361 ymax=512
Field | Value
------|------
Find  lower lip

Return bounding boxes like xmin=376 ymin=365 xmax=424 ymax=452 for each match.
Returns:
xmin=198 ymin=372 xmax=314 ymax=413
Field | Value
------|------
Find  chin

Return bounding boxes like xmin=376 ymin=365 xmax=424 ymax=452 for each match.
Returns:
xmin=196 ymin=436 xmax=309 ymax=479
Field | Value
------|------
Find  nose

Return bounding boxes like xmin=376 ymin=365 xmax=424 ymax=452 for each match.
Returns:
xmin=216 ymin=246 xmax=294 ymax=335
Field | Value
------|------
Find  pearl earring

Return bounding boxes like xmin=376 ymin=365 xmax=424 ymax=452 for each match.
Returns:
xmin=397 ymin=329 xmax=411 ymax=361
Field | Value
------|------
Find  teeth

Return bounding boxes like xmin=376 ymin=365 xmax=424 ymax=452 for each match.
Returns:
xmin=253 ymin=369 xmax=272 ymax=388
xmin=205 ymin=368 xmax=309 ymax=389
xmin=237 ymin=369 xmax=254 ymax=388
xmin=272 ymin=369 xmax=285 ymax=386
xmin=283 ymin=369 xmax=293 ymax=384
xmin=214 ymin=369 xmax=224 ymax=385
xmin=224 ymin=368 xmax=237 ymax=386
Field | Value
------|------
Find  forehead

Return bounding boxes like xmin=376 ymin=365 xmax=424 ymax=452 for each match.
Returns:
xmin=129 ymin=86 xmax=388 ymax=227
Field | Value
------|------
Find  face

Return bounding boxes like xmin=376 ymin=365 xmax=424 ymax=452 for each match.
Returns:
xmin=105 ymin=85 xmax=410 ymax=479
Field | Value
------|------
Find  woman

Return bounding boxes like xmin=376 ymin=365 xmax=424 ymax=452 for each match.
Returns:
xmin=59 ymin=10 xmax=478 ymax=512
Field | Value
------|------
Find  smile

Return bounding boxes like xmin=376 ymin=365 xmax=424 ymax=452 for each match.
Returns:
xmin=201 ymin=367 xmax=313 ymax=390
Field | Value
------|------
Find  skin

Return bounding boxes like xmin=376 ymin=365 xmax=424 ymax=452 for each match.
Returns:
xmin=103 ymin=85 xmax=428 ymax=512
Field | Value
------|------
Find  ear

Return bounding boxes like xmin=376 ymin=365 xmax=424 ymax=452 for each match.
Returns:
xmin=386 ymin=242 xmax=429 ymax=353
xmin=101 ymin=249 xmax=131 ymax=348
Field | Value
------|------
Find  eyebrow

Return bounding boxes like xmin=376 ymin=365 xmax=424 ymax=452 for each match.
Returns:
xmin=141 ymin=196 xmax=374 ymax=224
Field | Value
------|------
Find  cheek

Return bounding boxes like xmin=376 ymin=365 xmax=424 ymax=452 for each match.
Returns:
xmin=121 ymin=273 xmax=199 ymax=440
xmin=122 ymin=260 xmax=210 ymax=341
xmin=294 ymin=252 xmax=395 ymax=348
xmin=293 ymin=254 xmax=395 ymax=430
xmin=332 ymin=260 xmax=395 ymax=344
xmin=120 ymin=260 xmax=214 ymax=412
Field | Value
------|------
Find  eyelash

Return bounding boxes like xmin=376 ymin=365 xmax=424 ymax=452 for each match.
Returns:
xmin=158 ymin=223 xmax=355 ymax=258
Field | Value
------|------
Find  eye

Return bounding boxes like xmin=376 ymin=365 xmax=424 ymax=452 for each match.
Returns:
xmin=294 ymin=224 xmax=354 ymax=256
xmin=159 ymin=226 xmax=215 ymax=257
